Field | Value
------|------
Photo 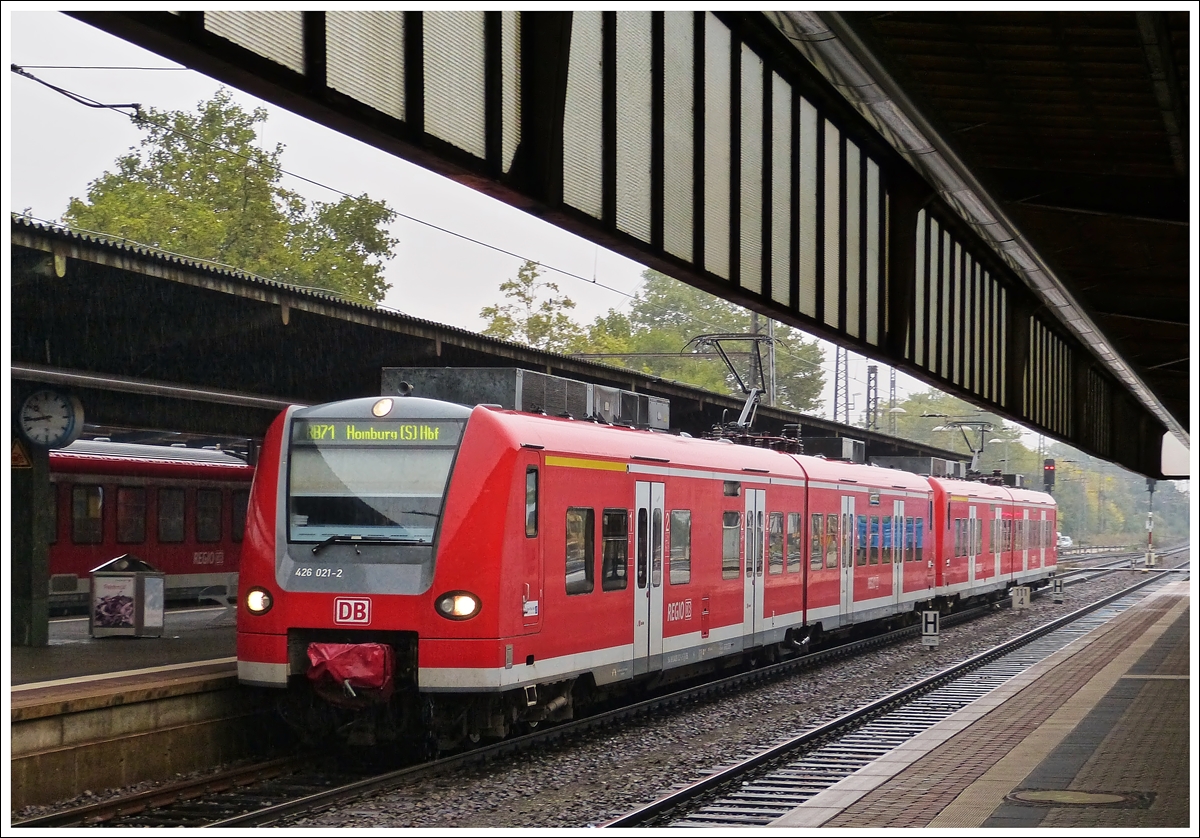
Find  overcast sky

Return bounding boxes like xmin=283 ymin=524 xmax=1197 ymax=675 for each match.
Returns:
xmin=3 ymin=9 xmax=1190 ymax=479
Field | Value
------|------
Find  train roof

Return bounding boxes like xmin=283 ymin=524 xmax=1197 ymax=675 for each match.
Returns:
xmin=50 ymin=439 xmax=254 ymax=472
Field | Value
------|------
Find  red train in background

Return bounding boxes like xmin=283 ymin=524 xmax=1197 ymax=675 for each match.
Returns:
xmin=235 ymin=391 xmax=1056 ymax=751
xmin=48 ymin=440 xmax=255 ymax=611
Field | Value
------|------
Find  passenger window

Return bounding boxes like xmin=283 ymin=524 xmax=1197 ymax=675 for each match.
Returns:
xmin=232 ymin=490 xmax=250 ymax=543
xmin=72 ymin=485 xmax=104 ymax=545
xmin=651 ymin=508 xmax=663 ymax=587
xmin=869 ymin=515 xmax=880 ymax=565
xmin=787 ymin=512 xmax=802 ymax=573
xmin=565 ymin=507 xmax=595 ymax=595
xmin=721 ymin=511 xmax=740 ymax=579
xmin=825 ymin=513 xmax=839 ymax=568
xmin=856 ymin=515 xmax=868 ymax=566
xmin=525 ymin=467 xmax=538 ymax=537
xmin=767 ymin=512 xmax=784 ymax=575
xmin=636 ymin=508 xmax=648 ymax=588
xmin=669 ymin=510 xmax=691 ymax=584
xmin=601 ymin=509 xmax=628 ymax=591
xmin=158 ymin=488 xmax=185 ymax=543
xmin=915 ymin=517 xmax=925 ymax=563
xmin=881 ymin=515 xmax=892 ymax=564
xmin=809 ymin=513 xmax=823 ymax=570
xmin=117 ymin=487 xmax=146 ymax=544
xmin=904 ymin=517 xmax=914 ymax=562
xmin=196 ymin=489 xmax=222 ymax=543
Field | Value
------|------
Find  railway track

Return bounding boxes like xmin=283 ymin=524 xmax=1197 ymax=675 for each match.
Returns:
xmin=15 ymin=546 xmax=1186 ymax=829
xmin=599 ymin=565 xmax=1188 ymax=827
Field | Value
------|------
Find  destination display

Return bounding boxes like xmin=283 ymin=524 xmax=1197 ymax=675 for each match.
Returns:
xmin=292 ymin=420 xmax=463 ymax=446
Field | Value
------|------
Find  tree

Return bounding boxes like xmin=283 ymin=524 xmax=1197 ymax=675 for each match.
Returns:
xmin=580 ymin=270 xmax=826 ymax=413
xmin=479 ymin=260 xmax=586 ymax=353
xmin=63 ymin=88 xmax=398 ymax=304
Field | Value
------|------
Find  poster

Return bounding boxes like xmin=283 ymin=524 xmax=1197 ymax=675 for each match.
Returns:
xmin=92 ymin=576 xmax=136 ymax=629
xmin=143 ymin=576 xmax=165 ymax=629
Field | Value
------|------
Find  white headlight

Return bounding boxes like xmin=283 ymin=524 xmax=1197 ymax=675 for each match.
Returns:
xmin=246 ymin=588 xmax=273 ymax=614
xmin=435 ymin=591 xmax=480 ymax=620
xmin=372 ymin=398 xmax=394 ymax=417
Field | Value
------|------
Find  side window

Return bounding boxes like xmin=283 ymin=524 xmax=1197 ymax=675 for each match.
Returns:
xmin=809 ymin=513 xmax=823 ymax=570
xmin=904 ymin=516 xmax=914 ymax=561
xmin=158 ymin=488 xmax=185 ymax=543
xmin=651 ymin=508 xmax=663 ymax=586
xmin=117 ymin=487 xmax=146 ymax=544
xmin=856 ymin=515 xmax=868 ymax=566
xmin=869 ymin=515 xmax=880 ymax=565
xmin=196 ymin=489 xmax=223 ymax=543
xmin=669 ymin=510 xmax=691 ymax=584
xmin=721 ymin=511 xmax=740 ymax=580
xmin=636 ymin=508 xmax=648 ymax=588
xmin=825 ymin=513 xmax=839 ymax=568
xmin=565 ymin=507 xmax=595 ymax=595
xmin=786 ymin=512 xmax=802 ymax=573
xmin=915 ymin=516 xmax=925 ymax=562
xmin=766 ymin=512 xmax=783 ymax=574
xmin=881 ymin=515 xmax=892 ymax=564
xmin=232 ymin=489 xmax=250 ymax=543
xmin=72 ymin=485 xmax=104 ymax=545
xmin=601 ymin=509 xmax=628 ymax=591
xmin=525 ymin=467 xmax=538 ymax=537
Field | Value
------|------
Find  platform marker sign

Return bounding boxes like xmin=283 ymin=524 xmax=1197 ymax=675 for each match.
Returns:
xmin=1012 ymin=586 xmax=1031 ymax=610
xmin=1052 ymin=577 xmax=1063 ymax=603
xmin=921 ymin=610 xmax=939 ymax=648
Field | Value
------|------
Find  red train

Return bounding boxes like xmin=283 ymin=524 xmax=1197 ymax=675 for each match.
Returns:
xmin=235 ymin=394 xmax=1055 ymax=749
xmin=48 ymin=440 xmax=255 ymax=610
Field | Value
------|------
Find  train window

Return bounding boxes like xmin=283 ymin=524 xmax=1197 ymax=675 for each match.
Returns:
xmin=158 ymin=488 xmax=185 ymax=543
xmin=636 ymin=508 xmax=648 ymax=588
xmin=71 ymin=485 xmax=103 ymax=544
xmin=869 ymin=516 xmax=880 ymax=565
xmin=601 ymin=509 xmax=628 ymax=591
xmin=856 ymin=515 xmax=868 ymax=566
xmin=809 ymin=513 xmax=823 ymax=570
xmin=525 ymin=467 xmax=538 ymax=537
xmin=565 ymin=508 xmax=595 ymax=595
xmin=669 ymin=510 xmax=692 ymax=584
xmin=723 ymin=481 xmax=741 ymax=497
xmin=196 ymin=489 xmax=223 ymax=543
xmin=117 ymin=487 xmax=146 ymax=544
xmin=787 ymin=512 xmax=802 ymax=573
xmin=767 ymin=512 xmax=784 ymax=575
xmin=881 ymin=516 xmax=892 ymax=564
xmin=825 ymin=513 xmax=839 ymax=568
xmin=904 ymin=517 xmax=914 ymax=562
xmin=232 ymin=490 xmax=250 ymax=543
xmin=915 ymin=517 xmax=925 ymax=563
xmin=721 ymin=511 xmax=740 ymax=579
xmin=651 ymin=508 xmax=663 ymax=587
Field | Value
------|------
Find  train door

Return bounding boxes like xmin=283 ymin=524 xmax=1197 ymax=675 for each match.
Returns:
xmin=743 ymin=488 xmax=765 ymax=644
xmin=521 ymin=460 xmax=543 ymax=634
xmin=633 ymin=481 xmax=664 ymax=676
xmin=891 ymin=500 xmax=904 ymax=606
xmin=1021 ymin=508 xmax=1030 ymax=574
xmin=993 ymin=505 xmax=1003 ymax=580
xmin=839 ymin=495 xmax=855 ymax=617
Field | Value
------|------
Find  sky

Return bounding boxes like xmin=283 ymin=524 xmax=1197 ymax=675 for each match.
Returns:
xmin=3 ymin=8 xmax=935 ymax=427
xmin=2 ymin=8 xmax=1191 ymax=479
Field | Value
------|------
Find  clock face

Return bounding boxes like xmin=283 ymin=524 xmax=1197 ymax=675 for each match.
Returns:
xmin=19 ymin=390 xmax=84 ymax=448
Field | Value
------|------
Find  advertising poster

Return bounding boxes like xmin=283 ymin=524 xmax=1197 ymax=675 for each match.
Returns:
xmin=143 ymin=576 xmax=165 ymax=629
xmin=92 ymin=576 xmax=136 ymax=629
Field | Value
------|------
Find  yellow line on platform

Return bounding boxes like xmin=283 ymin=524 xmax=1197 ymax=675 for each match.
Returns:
xmin=11 ymin=656 xmax=237 ymax=692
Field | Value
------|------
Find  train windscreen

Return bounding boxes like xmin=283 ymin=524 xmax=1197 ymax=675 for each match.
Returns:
xmin=287 ymin=418 xmax=465 ymax=547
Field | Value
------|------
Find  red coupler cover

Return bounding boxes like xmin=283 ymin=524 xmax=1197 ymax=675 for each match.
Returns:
xmin=306 ymin=642 xmax=394 ymax=690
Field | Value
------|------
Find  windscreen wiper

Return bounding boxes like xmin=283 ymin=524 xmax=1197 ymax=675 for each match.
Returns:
xmin=311 ymin=534 xmax=428 ymax=554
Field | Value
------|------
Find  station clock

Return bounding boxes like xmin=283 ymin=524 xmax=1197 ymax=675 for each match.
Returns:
xmin=17 ymin=389 xmax=85 ymax=448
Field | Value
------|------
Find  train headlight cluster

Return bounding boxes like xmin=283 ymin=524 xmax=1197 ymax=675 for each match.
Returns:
xmin=245 ymin=587 xmax=274 ymax=614
xmin=435 ymin=591 xmax=481 ymax=620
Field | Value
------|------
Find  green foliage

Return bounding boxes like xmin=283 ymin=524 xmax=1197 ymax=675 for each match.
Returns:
xmin=479 ymin=260 xmax=586 ymax=353
xmin=63 ymin=88 xmax=398 ymax=304
xmin=582 ymin=270 xmax=826 ymax=413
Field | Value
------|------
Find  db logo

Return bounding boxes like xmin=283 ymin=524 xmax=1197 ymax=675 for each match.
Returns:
xmin=334 ymin=598 xmax=371 ymax=625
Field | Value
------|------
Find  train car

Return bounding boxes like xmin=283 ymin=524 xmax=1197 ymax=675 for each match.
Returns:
xmin=236 ymin=393 xmax=1057 ymax=752
xmin=48 ymin=439 xmax=255 ymax=610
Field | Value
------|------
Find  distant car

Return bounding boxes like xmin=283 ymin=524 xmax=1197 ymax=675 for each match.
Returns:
xmin=1057 ymin=533 xmax=1073 ymax=549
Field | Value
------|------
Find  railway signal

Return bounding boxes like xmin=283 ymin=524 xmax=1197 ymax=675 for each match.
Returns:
xmin=1043 ymin=458 xmax=1055 ymax=492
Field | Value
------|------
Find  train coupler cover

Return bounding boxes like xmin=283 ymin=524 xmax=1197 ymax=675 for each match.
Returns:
xmin=306 ymin=642 xmax=396 ymax=707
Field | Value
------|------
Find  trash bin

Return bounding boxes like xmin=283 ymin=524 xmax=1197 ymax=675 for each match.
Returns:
xmin=89 ymin=554 xmax=166 ymax=638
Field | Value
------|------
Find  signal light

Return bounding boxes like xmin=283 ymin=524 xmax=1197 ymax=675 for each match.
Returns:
xmin=1043 ymin=458 xmax=1056 ymax=489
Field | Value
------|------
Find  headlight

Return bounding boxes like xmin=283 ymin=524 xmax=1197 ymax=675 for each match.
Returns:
xmin=245 ymin=587 xmax=273 ymax=614
xmin=435 ymin=591 xmax=481 ymax=620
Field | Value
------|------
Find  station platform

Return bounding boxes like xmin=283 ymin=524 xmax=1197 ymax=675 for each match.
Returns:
xmin=9 ymin=605 xmax=236 ymax=688
xmin=771 ymin=578 xmax=1194 ymax=830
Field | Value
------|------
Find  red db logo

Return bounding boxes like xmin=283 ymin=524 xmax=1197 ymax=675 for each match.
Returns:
xmin=334 ymin=598 xmax=371 ymax=625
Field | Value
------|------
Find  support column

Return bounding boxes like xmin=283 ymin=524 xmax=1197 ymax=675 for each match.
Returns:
xmin=11 ymin=427 xmax=51 ymax=647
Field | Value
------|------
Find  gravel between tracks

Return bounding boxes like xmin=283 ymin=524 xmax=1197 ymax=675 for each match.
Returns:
xmin=13 ymin=562 xmax=1180 ymax=827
